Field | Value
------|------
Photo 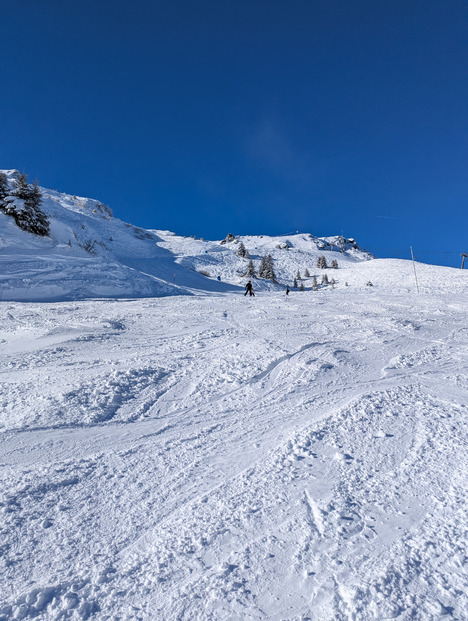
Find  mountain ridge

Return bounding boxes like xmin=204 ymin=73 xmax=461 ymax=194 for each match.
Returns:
xmin=1 ymin=169 xmax=464 ymax=302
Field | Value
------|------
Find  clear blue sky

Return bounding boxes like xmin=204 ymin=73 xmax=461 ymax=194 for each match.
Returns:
xmin=1 ymin=0 xmax=467 ymax=266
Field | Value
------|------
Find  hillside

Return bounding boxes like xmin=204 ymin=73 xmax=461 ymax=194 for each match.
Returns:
xmin=1 ymin=170 xmax=378 ymax=301
xmin=1 ymin=283 xmax=467 ymax=619
xmin=1 ymin=169 xmax=468 ymax=619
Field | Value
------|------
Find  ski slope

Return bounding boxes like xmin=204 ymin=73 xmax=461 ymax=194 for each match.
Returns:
xmin=0 ymin=170 xmax=374 ymax=302
xmin=1 ymin=264 xmax=467 ymax=619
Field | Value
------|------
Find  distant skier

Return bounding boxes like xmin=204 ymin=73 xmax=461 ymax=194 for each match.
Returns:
xmin=244 ymin=281 xmax=255 ymax=296
xmin=285 ymin=287 xmax=290 ymax=295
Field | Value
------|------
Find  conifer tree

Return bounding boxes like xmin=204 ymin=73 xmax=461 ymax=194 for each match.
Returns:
xmin=266 ymin=254 xmax=277 ymax=282
xmin=299 ymin=281 xmax=305 ymax=291
xmin=296 ymin=269 xmax=301 ymax=281
xmin=0 ymin=172 xmax=8 ymax=203
xmin=243 ymin=258 xmax=256 ymax=277
xmin=293 ymin=277 xmax=298 ymax=288
xmin=3 ymin=172 xmax=50 ymax=236
xmin=304 ymin=268 xmax=310 ymax=278
xmin=258 ymin=255 xmax=268 ymax=278
xmin=258 ymin=254 xmax=276 ymax=281
xmin=317 ymin=255 xmax=328 ymax=269
xmin=237 ymin=242 xmax=249 ymax=258
xmin=312 ymin=275 xmax=318 ymax=290
xmin=15 ymin=172 xmax=30 ymax=200
xmin=321 ymin=274 xmax=329 ymax=285
xmin=331 ymin=259 xmax=339 ymax=269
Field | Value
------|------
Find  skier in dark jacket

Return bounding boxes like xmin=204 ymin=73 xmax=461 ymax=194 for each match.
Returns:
xmin=244 ymin=281 xmax=255 ymax=296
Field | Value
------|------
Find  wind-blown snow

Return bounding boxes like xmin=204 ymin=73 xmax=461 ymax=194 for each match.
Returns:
xmin=1 ymin=270 xmax=467 ymax=619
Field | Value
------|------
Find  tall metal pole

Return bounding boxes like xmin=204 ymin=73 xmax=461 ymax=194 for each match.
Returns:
xmin=461 ymin=253 xmax=467 ymax=269
xmin=410 ymin=246 xmax=420 ymax=293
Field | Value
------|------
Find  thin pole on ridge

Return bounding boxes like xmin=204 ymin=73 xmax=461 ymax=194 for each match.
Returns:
xmin=410 ymin=246 xmax=420 ymax=293
xmin=461 ymin=253 xmax=467 ymax=269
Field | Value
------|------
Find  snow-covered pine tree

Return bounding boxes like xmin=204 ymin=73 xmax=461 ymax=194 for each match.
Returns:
xmin=266 ymin=255 xmax=277 ymax=282
xmin=237 ymin=242 xmax=249 ymax=258
xmin=312 ymin=275 xmax=318 ymax=290
xmin=331 ymin=259 xmax=339 ymax=269
xmin=321 ymin=274 xmax=329 ymax=285
xmin=2 ymin=173 xmax=50 ymax=236
xmin=299 ymin=281 xmax=305 ymax=291
xmin=258 ymin=254 xmax=276 ymax=281
xmin=0 ymin=172 xmax=8 ymax=204
xmin=304 ymin=268 xmax=310 ymax=278
xmin=317 ymin=255 xmax=328 ymax=269
xmin=293 ymin=277 xmax=298 ymax=288
xmin=243 ymin=258 xmax=256 ymax=277
xmin=258 ymin=255 xmax=268 ymax=278
xmin=296 ymin=269 xmax=301 ymax=280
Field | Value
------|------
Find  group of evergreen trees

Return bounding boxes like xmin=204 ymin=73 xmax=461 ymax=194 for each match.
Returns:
xmin=290 ymin=266 xmax=339 ymax=291
xmin=0 ymin=172 xmax=50 ymax=236
xmin=242 ymin=253 xmax=277 ymax=282
xmin=316 ymin=255 xmax=339 ymax=269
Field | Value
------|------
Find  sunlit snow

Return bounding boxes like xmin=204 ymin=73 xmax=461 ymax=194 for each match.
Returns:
xmin=1 ymin=172 xmax=467 ymax=620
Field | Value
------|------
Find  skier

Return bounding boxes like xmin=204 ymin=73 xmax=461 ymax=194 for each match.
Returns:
xmin=244 ymin=281 xmax=255 ymax=296
xmin=285 ymin=287 xmax=290 ymax=295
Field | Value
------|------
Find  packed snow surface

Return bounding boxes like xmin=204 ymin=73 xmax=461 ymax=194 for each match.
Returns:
xmin=1 ymin=262 xmax=467 ymax=619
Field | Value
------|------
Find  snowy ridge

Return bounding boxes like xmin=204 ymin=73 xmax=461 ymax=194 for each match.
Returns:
xmin=0 ymin=169 xmax=380 ymax=301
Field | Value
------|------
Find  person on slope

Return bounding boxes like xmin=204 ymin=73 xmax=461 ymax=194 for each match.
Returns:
xmin=286 ymin=287 xmax=290 ymax=295
xmin=244 ymin=281 xmax=255 ymax=296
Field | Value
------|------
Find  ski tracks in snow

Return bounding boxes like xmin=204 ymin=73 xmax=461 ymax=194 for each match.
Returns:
xmin=0 ymin=292 xmax=467 ymax=619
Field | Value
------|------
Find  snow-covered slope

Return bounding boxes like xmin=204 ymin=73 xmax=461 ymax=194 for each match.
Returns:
xmin=1 ymin=281 xmax=467 ymax=619
xmin=1 ymin=170 xmax=468 ymax=619
xmin=0 ymin=170 xmax=380 ymax=301
xmin=154 ymin=230 xmax=373 ymax=292
xmin=0 ymin=170 xmax=241 ymax=301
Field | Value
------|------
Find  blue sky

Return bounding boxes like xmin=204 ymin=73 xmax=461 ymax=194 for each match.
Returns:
xmin=1 ymin=0 xmax=467 ymax=266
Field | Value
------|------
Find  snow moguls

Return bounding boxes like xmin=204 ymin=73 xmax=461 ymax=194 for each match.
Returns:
xmin=0 ymin=289 xmax=467 ymax=619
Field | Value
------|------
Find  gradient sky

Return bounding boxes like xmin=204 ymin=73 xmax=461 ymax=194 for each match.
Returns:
xmin=1 ymin=0 xmax=467 ymax=266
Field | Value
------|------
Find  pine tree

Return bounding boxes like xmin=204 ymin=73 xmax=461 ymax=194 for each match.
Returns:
xmin=304 ymin=268 xmax=310 ymax=278
xmin=266 ymin=254 xmax=277 ymax=282
xmin=258 ymin=255 xmax=268 ymax=278
xmin=317 ymin=255 xmax=328 ymax=269
xmin=321 ymin=274 xmax=329 ymax=285
xmin=293 ymin=277 xmax=298 ymax=288
xmin=312 ymin=275 xmax=318 ymax=290
xmin=331 ymin=259 xmax=339 ymax=269
xmin=258 ymin=254 xmax=276 ymax=281
xmin=15 ymin=172 xmax=30 ymax=200
xmin=237 ymin=242 xmax=249 ymax=258
xmin=296 ymin=269 xmax=301 ymax=281
xmin=0 ymin=172 xmax=8 ymax=203
xmin=243 ymin=258 xmax=256 ymax=277
xmin=3 ymin=173 xmax=50 ymax=236
xmin=299 ymin=281 xmax=305 ymax=291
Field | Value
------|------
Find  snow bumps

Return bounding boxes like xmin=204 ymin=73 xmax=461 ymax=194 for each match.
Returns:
xmin=0 ymin=289 xmax=467 ymax=619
